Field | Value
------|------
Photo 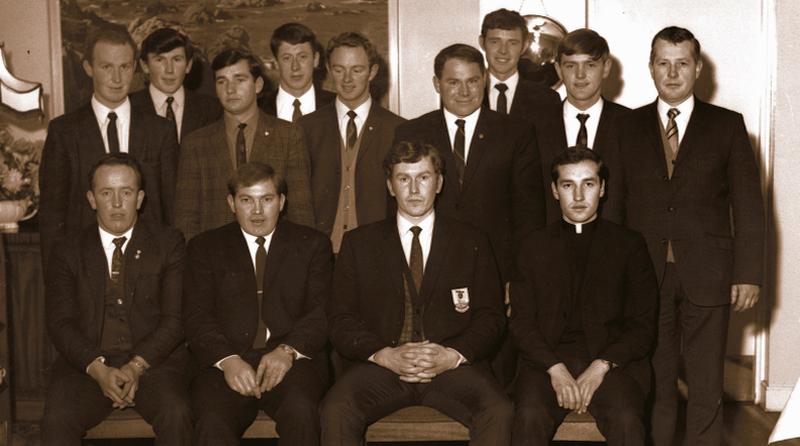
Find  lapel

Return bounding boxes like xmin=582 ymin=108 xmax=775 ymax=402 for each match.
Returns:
xmin=209 ymin=119 xmax=232 ymax=170
xmin=80 ymin=105 xmax=108 ymax=159
xmin=356 ymin=105 xmax=380 ymax=164
xmin=322 ymin=105 xmax=342 ymax=170
xmin=262 ymin=222 xmax=288 ymax=294
xmin=674 ymin=97 xmax=704 ymax=169
xmin=418 ymin=216 xmax=450 ymax=303
xmin=141 ymin=89 xmax=158 ymax=114
xmin=380 ymin=218 xmax=408 ymax=307
xmin=181 ymin=92 xmax=201 ymax=141
xmin=82 ymin=227 xmax=111 ymax=340
xmin=252 ymin=112 xmax=276 ymax=162
xmin=262 ymin=222 xmax=293 ymax=335
xmin=509 ymin=81 xmax=526 ymax=115
xmin=226 ymin=223 xmax=258 ymax=294
xmin=122 ymin=223 xmax=152 ymax=307
xmin=642 ymin=101 xmax=670 ymax=177
xmin=128 ymin=107 xmax=146 ymax=158
xmin=461 ymin=109 xmax=490 ymax=192
xmin=594 ymin=99 xmax=615 ymax=152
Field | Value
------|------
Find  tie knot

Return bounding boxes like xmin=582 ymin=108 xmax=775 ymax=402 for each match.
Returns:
xmin=347 ymin=110 xmax=357 ymax=120
xmin=495 ymin=83 xmax=508 ymax=93
xmin=256 ymin=236 xmax=266 ymax=246
xmin=112 ymin=236 xmax=126 ymax=249
xmin=238 ymin=122 xmax=247 ymax=130
xmin=668 ymin=108 xmax=680 ymax=119
xmin=293 ymin=98 xmax=301 ymax=107
xmin=410 ymin=226 xmax=422 ymax=237
xmin=166 ymin=96 xmax=174 ymax=105
xmin=108 ymin=111 xmax=117 ymax=122
xmin=577 ymin=113 xmax=589 ymax=124
xmin=455 ymin=118 xmax=465 ymax=129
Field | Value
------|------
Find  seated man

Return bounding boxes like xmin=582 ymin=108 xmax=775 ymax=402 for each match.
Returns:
xmin=322 ymin=141 xmax=512 ymax=445
xmin=509 ymin=147 xmax=658 ymax=445
xmin=42 ymin=154 xmax=190 ymax=446
xmin=183 ymin=162 xmax=332 ymax=446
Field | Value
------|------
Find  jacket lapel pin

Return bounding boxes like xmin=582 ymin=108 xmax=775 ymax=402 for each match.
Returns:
xmin=479 ymin=133 xmax=485 ymax=139
xmin=134 ymin=249 xmax=141 ymax=260
xmin=264 ymin=131 xmax=270 ymax=136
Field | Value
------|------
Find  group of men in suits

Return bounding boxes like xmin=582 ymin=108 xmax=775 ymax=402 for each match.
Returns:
xmin=36 ymin=6 xmax=764 ymax=446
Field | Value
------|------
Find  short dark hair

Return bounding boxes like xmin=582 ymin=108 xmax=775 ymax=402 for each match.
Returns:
xmin=383 ymin=140 xmax=445 ymax=179
xmin=550 ymin=146 xmax=607 ymax=183
xmin=140 ymin=28 xmax=194 ymax=62
xmin=84 ymin=27 xmax=137 ymax=64
xmin=326 ymin=32 xmax=379 ymax=67
xmin=650 ymin=26 xmax=701 ymax=63
xmin=481 ymin=8 xmax=528 ymax=38
xmin=88 ymin=153 xmax=144 ymax=191
xmin=211 ymin=48 xmax=264 ymax=80
xmin=434 ymin=44 xmax=486 ymax=78
xmin=227 ymin=162 xmax=287 ymax=197
xmin=270 ymin=22 xmax=320 ymax=57
xmin=557 ymin=28 xmax=609 ymax=62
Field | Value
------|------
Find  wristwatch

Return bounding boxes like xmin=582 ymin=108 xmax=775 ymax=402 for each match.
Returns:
xmin=278 ymin=344 xmax=295 ymax=358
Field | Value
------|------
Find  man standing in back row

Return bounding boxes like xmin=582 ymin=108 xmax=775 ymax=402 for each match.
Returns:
xmin=614 ymin=26 xmax=764 ymax=446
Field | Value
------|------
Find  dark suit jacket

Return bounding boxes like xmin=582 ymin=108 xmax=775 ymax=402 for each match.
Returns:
xmin=45 ymin=221 xmax=186 ymax=372
xmin=484 ymin=78 xmax=561 ymax=120
xmin=509 ymin=219 xmax=658 ymax=390
xmin=175 ymin=111 xmax=315 ymax=241
xmin=129 ymin=87 xmax=222 ymax=142
xmin=299 ymin=102 xmax=405 ymax=235
xmin=393 ymin=108 xmax=544 ymax=281
xmin=329 ymin=215 xmax=505 ymax=364
xmin=39 ymin=104 xmax=179 ymax=271
xmin=615 ymin=99 xmax=764 ymax=305
xmin=258 ymin=87 xmax=336 ymax=118
xmin=542 ymin=99 xmax=630 ymax=224
xmin=183 ymin=220 xmax=332 ymax=369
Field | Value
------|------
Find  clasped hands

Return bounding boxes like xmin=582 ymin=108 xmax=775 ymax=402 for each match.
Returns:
xmin=547 ymin=360 xmax=610 ymax=414
xmin=220 ymin=347 xmax=294 ymax=398
xmin=373 ymin=340 xmax=461 ymax=383
xmin=88 ymin=356 xmax=148 ymax=409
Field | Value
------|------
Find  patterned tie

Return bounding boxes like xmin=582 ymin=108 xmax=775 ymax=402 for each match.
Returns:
xmin=346 ymin=110 xmax=357 ymax=150
xmin=107 ymin=112 xmax=120 ymax=154
xmin=292 ymin=98 xmax=302 ymax=123
xmin=110 ymin=236 xmax=126 ymax=283
xmin=666 ymin=108 xmax=680 ymax=154
xmin=165 ymin=96 xmax=178 ymax=140
xmin=576 ymin=113 xmax=590 ymax=148
xmin=253 ymin=236 xmax=268 ymax=349
xmin=236 ymin=122 xmax=247 ymax=168
xmin=495 ymin=83 xmax=509 ymax=115
xmin=453 ymin=119 xmax=466 ymax=190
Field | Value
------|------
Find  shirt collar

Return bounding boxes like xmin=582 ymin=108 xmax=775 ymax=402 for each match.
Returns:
xmin=240 ymin=226 xmax=275 ymax=247
xmin=335 ymin=95 xmax=372 ymax=122
xmin=657 ymin=95 xmax=694 ymax=121
xmin=488 ymin=71 xmax=519 ymax=91
xmin=277 ymin=84 xmax=316 ymax=104
xmin=564 ymin=96 xmax=604 ymax=117
xmin=561 ymin=214 xmax=598 ymax=235
xmin=397 ymin=210 xmax=435 ymax=237
xmin=98 ymin=224 xmax=135 ymax=251
xmin=91 ymin=95 xmax=131 ymax=123
xmin=224 ymin=106 xmax=259 ymax=131
xmin=148 ymin=83 xmax=185 ymax=110
xmin=442 ymin=105 xmax=480 ymax=128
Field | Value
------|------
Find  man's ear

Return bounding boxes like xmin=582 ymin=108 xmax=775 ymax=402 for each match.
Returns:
xmin=386 ymin=178 xmax=396 ymax=197
xmin=87 ymin=190 xmax=98 ymax=210
xmin=83 ymin=59 xmax=95 ymax=78
xmin=551 ymin=182 xmax=560 ymax=201
xmin=227 ymin=194 xmax=236 ymax=214
xmin=255 ymin=76 xmax=265 ymax=95
xmin=600 ymin=179 xmax=606 ymax=198
xmin=432 ymin=76 xmax=441 ymax=95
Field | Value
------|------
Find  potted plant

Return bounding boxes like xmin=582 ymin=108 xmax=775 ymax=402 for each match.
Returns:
xmin=0 ymin=123 xmax=40 ymax=232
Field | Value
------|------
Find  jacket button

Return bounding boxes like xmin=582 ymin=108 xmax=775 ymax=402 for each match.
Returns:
xmin=667 ymin=206 xmax=675 ymax=212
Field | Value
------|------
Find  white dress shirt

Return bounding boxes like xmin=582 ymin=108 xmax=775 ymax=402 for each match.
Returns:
xmin=396 ymin=211 xmax=435 ymax=271
xmin=443 ymin=106 xmax=480 ymax=162
xmin=91 ymin=96 xmax=131 ymax=153
xmin=98 ymin=225 xmax=134 ymax=276
xmin=148 ymin=84 xmax=185 ymax=141
xmin=657 ymin=95 xmax=694 ymax=145
xmin=335 ymin=96 xmax=372 ymax=143
xmin=563 ymin=97 xmax=604 ymax=149
xmin=487 ymin=71 xmax=519 ymax=112
xmin=276 ymin=85 xmax=317 ymax=122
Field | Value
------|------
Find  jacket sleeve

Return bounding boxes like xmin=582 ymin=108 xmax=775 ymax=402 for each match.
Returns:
xmin=39 ymin=119 xmax=70 ymax=273
xmin=157 ymin=121 xmax=179 ymax=226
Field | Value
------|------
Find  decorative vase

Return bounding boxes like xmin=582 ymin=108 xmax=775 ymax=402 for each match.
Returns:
xmin=0 ymin=199 xmax=35 ymax=233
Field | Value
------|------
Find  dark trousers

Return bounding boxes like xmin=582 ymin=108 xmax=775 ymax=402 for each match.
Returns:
xmin=191 ymin=354 xmax=327 ymax=446
xmin=41 ymin=356 xmax=191 ymax=446
xmin=512 ymin=358 xmax=646 ymax=446
xmin=650 ymin=263 xmax=730 ymax=446
xmin=321 ymin=362 xmax=513 ymax=446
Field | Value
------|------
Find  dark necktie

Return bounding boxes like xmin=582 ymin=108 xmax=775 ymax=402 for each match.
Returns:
xmin=346 ymin=110 xmax=357 ymax=150
xmin=400 ymin=226 xmax=423 ymax=343
xmin=495 ymin=83 xmax=509 ymax=114
xmin=292 ymin=98 xmax=302 ymax=123
xmin=165 ymin=96 xmax=178 ymax=139
xmin=576 ymin=113 xmax=589 ymax=148
xmin=110 ymin=236 xmax=126 ymax=283
xmin=107 ymin=112 xmax=120 ymax=154
xmin=236 ymin=122 xmax=247 ymax=168
xmin=409 ymin=226 xmax=423 ymax=292
xmin=453 ymin=119 xmax=466 ymax=190
xmin=253 ymin=236 xmax=268 ymax=349
xmin=666 ymin=108 xmax=680 ymax=154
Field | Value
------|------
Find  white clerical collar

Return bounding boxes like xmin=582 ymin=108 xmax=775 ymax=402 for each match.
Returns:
xmin=563 ymin=213 xmax=598 ymax=234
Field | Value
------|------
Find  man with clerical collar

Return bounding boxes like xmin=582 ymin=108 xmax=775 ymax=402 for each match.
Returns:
xmin=42 ymin=154 xmax=190 ymax=446
xmin=131 ymin=27 xmax=222 ymax=143
xmin=40 ymin=27 xmax=178 ymax=272
xmin=259 ymin=22 xmax=335 ymax=121
xmin=544 ymin=28 xmax=629 ymax=224
xmin=322 ymin=141 xmax=512 ymax=445
xmin=184 ymin=162 xmax=332 ymax=446
xmin=298 ymin=32 xmax=405 ymax=253
xmin=510 ymin=146 xmax=658 ymax=445
xmin=613 ymin=27 xmax=764 ymax=446
xmin=176 ymin=48 xmax=314 ymax=242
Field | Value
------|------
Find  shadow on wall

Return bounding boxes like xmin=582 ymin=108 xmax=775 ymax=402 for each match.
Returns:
xmin=602 ymin=54 xmax=624 ymax=102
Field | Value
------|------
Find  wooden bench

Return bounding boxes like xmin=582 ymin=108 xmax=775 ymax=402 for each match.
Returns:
xmin=86 ymin=405 xmax=605 ymax=442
